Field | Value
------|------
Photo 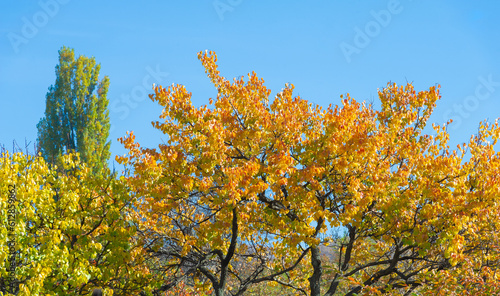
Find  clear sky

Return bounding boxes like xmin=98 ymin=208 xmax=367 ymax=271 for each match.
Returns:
xmin=1 ymin=1 xmax=499 ymax=166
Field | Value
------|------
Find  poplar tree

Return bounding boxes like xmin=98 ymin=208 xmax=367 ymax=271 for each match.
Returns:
xmin=37 ymin=46 xmax=110 ymax=174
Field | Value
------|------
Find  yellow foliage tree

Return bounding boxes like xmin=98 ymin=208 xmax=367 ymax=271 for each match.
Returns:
xmin=0 ymin=152 xmax=152 ymax=295
xmin=114 ymin=51 xmax=500 ymax=296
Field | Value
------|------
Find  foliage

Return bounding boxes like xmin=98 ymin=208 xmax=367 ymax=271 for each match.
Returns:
xmin=0 ymin=152 xmax=151 ymax=295
xmin=118 ymin=51 xmax=500 ymax=296
xmin=3 ymin=50 xmax=500 ymax=296
xmin=37 ymin=46 xmax=111 ymax=174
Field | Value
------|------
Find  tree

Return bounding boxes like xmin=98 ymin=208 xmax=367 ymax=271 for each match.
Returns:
xmin=117 ymin=52 xmax=313 ymax=296
xmin=37 ymin=46 xmax=111 ymax=174
xmin=118 ymin=51 xmax=500 ymax=296
xmin=0 ymin=151 xmax=153 ymax=295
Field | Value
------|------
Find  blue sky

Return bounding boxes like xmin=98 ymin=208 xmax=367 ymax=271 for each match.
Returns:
xmin=1 ymin=1 xmax=499 ymax=166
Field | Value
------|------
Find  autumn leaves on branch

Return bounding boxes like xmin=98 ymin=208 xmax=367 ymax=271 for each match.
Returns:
xmin=1 ymin=50 xmax=500 ymax=295
xmin=117 ymin=51 xmax=500 ymax=295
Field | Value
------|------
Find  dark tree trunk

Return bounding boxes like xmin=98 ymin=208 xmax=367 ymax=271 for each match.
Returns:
xmin=308 ymin=246 xmax=322 ymax=296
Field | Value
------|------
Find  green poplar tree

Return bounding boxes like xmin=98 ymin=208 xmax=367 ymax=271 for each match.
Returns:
xmin=37 ymin=46 xmax=111 ymax=174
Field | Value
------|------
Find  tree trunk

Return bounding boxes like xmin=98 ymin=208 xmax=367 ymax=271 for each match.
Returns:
xmin=214 ymin=286 xmax=225 ymax=296
xmin=308 ymin=246 xmax=322 ymax=296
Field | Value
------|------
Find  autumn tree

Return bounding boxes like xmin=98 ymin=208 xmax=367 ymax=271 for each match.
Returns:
xmin=0 ymin=151 xmax=154 ymax=296
xmin=118 ymin=51 xmax=500 ymax=296
xmin=37 ymin=46 xmax=111 ymax=174
xmin=274 ymin=83 xmax=500 ymax=296
xmin=118 ymin=52 xmax=314 ymax=296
